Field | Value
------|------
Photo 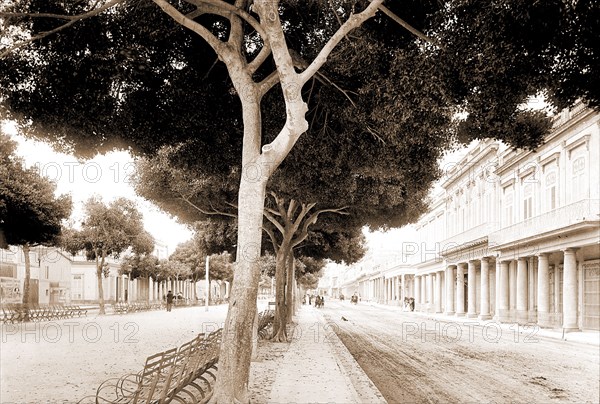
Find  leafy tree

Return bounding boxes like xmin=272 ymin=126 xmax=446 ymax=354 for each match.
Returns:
xmin=120 ymin=253 xmax=160 ymax=280
xmin=296 ymin=256 xmax=326 ymax=290
xmin=62 ymin=197 xmax=154 ymax=314
xmin=207 ymin=251 xmax=234 ymax=284
xmin=0 ymin=133 xmax=72 ymax=316
xmin=1 ymin=1 xmax=598 ymax=400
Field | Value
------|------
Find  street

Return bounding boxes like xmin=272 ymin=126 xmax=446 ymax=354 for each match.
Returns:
xmin=321 ymin=300 xmax=599 ymax=404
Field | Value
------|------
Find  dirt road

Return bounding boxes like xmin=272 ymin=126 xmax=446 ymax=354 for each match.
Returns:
xmin=323 ymin=300 xmax=599 ymax=404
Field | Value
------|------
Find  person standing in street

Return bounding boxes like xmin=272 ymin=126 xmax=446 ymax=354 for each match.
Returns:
xmin=166 ymin=290 xmax=174 ymax=312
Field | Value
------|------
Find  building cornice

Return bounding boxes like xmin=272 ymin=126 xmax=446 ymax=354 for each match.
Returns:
xmin=497 ymin=105 xmax=598 ymax=176
xmin=442 ymin=142 xmax=500 ymax=189
xmin=491 ymin=221 xmax=600 ymax=252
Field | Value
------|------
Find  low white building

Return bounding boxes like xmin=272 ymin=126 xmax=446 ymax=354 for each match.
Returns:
xmin=0 ymin=246 xmax=72 ymax=305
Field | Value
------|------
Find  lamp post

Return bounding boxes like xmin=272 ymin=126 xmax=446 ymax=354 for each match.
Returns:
xmin=205 ymin=255 xmax=209 ymax=312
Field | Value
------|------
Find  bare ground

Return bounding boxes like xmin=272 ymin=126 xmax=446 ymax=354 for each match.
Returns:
xmin=0 ymin=304 xmax=281 ymax=403
xmin=323 ymin=300 xmax=600 ymax=404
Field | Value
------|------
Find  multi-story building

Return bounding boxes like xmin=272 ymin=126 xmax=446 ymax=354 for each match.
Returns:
xmin=339 ymin=103 xmax=599 ymax=331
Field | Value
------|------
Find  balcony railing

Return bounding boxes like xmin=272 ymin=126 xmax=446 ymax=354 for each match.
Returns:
xmin=489 ymin=199 xmax=600 ymax=246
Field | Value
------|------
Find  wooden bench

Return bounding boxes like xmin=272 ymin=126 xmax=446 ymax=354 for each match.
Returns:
xmin=0 ymin=303 xmax=88 ymax=323
xmin=112 ymin=301 xmax=165 ymax=315
xmin=1 ymin=304 xmax=24 ymax=323
xmin=258 ymin=309 xmax=275 ymax=339
xmin=78 ymin=310 xmax=273 ymax=403
xmin=78 ymin=329 xmax=222 ymax=404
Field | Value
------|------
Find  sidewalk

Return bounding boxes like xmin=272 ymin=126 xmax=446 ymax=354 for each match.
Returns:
xmin=267 ymin=306 xmax=386 ymax=404
xmin=364 ymin=301 xmax=600 ymax=346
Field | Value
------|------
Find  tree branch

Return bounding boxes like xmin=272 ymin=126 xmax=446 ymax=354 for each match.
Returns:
xmin=290 ymin=206 xmax=349 ymax=248
xmin=248 ymin=42 xmax=272 ymax=74
xmin=257 ymin=70 xmax=280 ymax=97
xmin=263 ymin=209 xmax=285 ymax=235
xmin=0 ymin=0 xmax=125 ymax=59
xmin=300 ymin=0 xmax=384 ymax=84
xmin=286 ymin=199 xmax=298 ymax=221
xmin=177 ymin=194 xmax=238 ymax=218
xmin=228 ymin=0 xmax=247 ymax=47
xmin=290 ymin=202 xmax=316 ymax=235
xmin=152 ymin=0 xmax=229 ymax=58
xmin=262 ymin=224 xmax=280 ymax=253
xmin=186 ymin=0 xmax=267 ymax=45
xmin=375 ymin=2 xmax=442 ymax=49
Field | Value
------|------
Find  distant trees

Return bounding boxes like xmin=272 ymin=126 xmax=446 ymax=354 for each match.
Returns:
xmin=62 ymin=197 xmax=154 ymax=314
xmin=0 ymin=134 xmax=72 ymax=316
xmin=169 ymin=234 xmax=234 ymax=300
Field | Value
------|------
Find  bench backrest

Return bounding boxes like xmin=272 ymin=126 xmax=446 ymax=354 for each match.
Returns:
xmin=133 ymin=347 xmax=177 ymax=403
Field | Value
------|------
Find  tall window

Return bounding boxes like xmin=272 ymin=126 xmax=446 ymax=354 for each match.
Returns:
xmin=465 ymin=187 xmax=472 ymax=229
xmin=545 ymin=170 xmax=557 ymax=211
xmin=72 ymin=274 xmax=83 ymax=300
xmin=460 ymin=193 xmax=466 ymax=232
xmin=523 ymin=183 xmax=534 ymax=220
xmin=504 ymin=187 xmax=514 ymax=226
xmin=572 ymin=155 xmax=587 ymax=201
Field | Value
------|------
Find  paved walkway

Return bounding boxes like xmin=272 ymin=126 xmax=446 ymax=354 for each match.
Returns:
xmin=268 ymin=306 xmax=385 ymax=404
xmin=365 ymin=301 xmax=600 ymax=346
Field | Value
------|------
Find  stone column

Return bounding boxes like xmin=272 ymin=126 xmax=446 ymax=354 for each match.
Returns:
xmin=435 ymin=271 xmax=443 ymax=313
xmin=528 ymin=257 xmax=537 ymax=323
xmin=509 ymin=260 xmax=517 ymax=315
xmin=562 ymin=248 xmax=579 ymax=331
xmin=497 ymin=261 xmax=510 ymax=322
xmin=456 ymin=263 xmax=466 ymax=316
xmin=414 ymin=276 xmax=421 ymax=311
xmin=516 ymin=258 xmax=528 ymax=323
xmin=467 ymin=260 xmax=477 ymax=318
xmin=554 ymin=263 xmax=561 ymax=322
xmin=426 ymin=274 xmax=433 ymax=312
xmin=401 ymin=274 xmax=406 ymax=302
xmin=421 ymin=275 xmax=427 ymax=311
xmin=445 ymin=265 xmax=455 ymax=315
xmin=479 ymin=257 xmax=491 ymax=320
xmin=537 ymin=253 xmax=550 ymax=327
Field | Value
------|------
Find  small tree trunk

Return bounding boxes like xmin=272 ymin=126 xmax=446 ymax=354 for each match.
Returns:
xmin=271 ymin=238 xmax=291 ymax=342
xmin=286 ymin=251 xmax=294 ymax=322
xmin=21 ymin=243 xmax=31 ymax=321
xmin=96 ymin=251 xmax=106 ymax=315
xmin=251 ymin=309 xmax=259 ymax=360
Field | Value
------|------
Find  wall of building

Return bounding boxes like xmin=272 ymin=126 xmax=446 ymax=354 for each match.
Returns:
xmin=332 ymin=104 xmax=599 ymax=331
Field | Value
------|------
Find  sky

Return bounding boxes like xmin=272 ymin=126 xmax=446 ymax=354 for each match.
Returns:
xmin=2 ymin=121 xmax=194 ymax=255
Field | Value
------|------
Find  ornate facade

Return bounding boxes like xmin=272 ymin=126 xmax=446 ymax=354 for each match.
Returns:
xmin=340 ymin=103 xmax=600 ymax=331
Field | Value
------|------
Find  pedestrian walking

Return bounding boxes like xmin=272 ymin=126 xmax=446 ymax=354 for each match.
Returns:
xmin=166 ymin=290 xmax=174 ymax=312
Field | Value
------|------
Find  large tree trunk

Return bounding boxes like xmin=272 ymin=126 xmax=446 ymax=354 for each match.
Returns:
xmin=21 ymin=243 xmax=31 ymax=322
xmin=212 ymin=177 xmax=266 ymax=403
xmin=96 ymin=250 xmax=106 ymax=315
xmin=211 ymin=97 xmax=267 ymax=403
